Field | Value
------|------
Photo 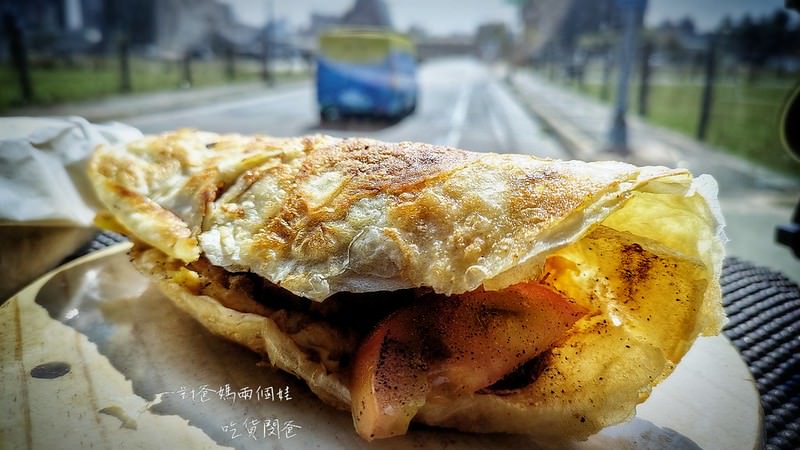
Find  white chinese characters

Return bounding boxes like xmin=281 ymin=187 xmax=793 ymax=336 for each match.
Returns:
xmin=170 ymin=384 xmax=292 ymax=404
xmin=222 ymin=417 xmax=302 ymax=440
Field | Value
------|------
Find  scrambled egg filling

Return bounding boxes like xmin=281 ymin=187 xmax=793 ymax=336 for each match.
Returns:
xmin=143 ymin=216 xmax=709 ymax=398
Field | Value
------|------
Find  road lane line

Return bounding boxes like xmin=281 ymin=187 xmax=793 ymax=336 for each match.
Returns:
xmin=485 ymin=83 xmax=511 ymax=151
xmin=493 ymin=77 xmax=567 ymax=158
xmin=445 ymin=81 xmax=472 ymax=148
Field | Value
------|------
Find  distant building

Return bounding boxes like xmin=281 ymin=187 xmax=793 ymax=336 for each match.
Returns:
xmin=518 ymin=0 xmax=619 ymax=62
xmin=475 ymin=22 xmax=512 ymax=61
xmin=302 ymin=0 xmax=393 ymax=36
xmin=299 ymin=0 xmax=394 ymax=55
xmin=0 ymin=0 xmax=108 ymax=55
xmin=416 ymin=35 xmax=476 ymax=60
xmin=0 ymin=0 xmax=267 ymax=59
xmin=2 ymin=0 xmax=77 ymax=35
xmin=307 ymin=13 xmax=341 ymax=36
xmin=296 ymin=13 xmax=340 ymax=55
xmin=151 ymin=0 xmax=253 ymax=58
xmin=340 ymin=0 xmax=393 ymax=29
xmin=651 ymin=17 xmax=709 ymax=57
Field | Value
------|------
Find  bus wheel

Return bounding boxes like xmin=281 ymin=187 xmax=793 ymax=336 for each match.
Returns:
xmin=320 ymin=106 xmax=341 ymax=123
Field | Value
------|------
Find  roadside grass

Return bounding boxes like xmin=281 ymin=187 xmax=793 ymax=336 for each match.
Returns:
xmin=0 ymin=56 xmax=307 ymax=111
xmin=558 ymin=65 xmax=800 ymax=177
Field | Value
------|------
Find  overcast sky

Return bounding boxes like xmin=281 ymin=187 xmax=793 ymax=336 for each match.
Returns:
xmin=220 ymin=0 xmax=789 ymax=34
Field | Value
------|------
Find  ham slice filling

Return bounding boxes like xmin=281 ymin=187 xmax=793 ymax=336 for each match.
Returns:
xmin=350 ymin=283 xmax=587 ymax=440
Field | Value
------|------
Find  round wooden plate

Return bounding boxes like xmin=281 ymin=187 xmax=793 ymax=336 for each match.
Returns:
xmin=1 ymin=244 xmax=762 ymax=449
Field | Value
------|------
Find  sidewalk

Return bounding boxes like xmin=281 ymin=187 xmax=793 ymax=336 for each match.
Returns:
xmin=509 ymin=70 xmax=798 ymax=187
xmin=1 ymin=80 xmax=302 ymax=124
xmin=508 ymin=69 xmax=800 ymax=282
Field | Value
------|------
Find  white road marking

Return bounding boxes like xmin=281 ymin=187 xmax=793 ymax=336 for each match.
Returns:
xmin=485 ymin=83 xmax=511 ymax=151
xmin=444 ymin=81 xmax=472 ymax=148
xmin=487 ymin=78 xmax=566 ymax=158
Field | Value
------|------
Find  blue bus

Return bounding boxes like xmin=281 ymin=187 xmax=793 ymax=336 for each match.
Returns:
xmin=316 ymin=29 xmax=418 ymax=122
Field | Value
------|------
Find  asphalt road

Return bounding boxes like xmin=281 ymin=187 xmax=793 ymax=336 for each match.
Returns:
xmin=124 ymin=58 xmax=565 ymax=158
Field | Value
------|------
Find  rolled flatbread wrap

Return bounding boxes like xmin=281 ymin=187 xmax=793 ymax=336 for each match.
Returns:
xmin=88 ymin=129 xmax=725 ymax=441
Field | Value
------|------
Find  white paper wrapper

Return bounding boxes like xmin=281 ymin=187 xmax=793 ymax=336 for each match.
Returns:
xmin=0 ymin=116 xmax=142 ymax=226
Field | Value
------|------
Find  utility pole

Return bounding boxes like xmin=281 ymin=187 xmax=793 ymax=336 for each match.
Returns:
xmin=225 ymin=43 xmax=236 ymax=81
xmin=261 ymin=0 xmax=274 ymax=85
xmin=3 ymin=13 xmax=34 ymax=103
xmin=108 ymin=0 xmax=132 ymax=94
xmin=182 ymin=51 xmax=193 ymax=87
xmin=638 ymin=40 xmax=652 ymax=117
xmin=600 ymin=50 xmax=612 ymax=101
xmin=696 ymin=35 xmax=717 ymax=141
xmin=118 ymin=31 xmax=132 ymax=93
xmin=607 ymin=0 xmax=648 ymax=155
